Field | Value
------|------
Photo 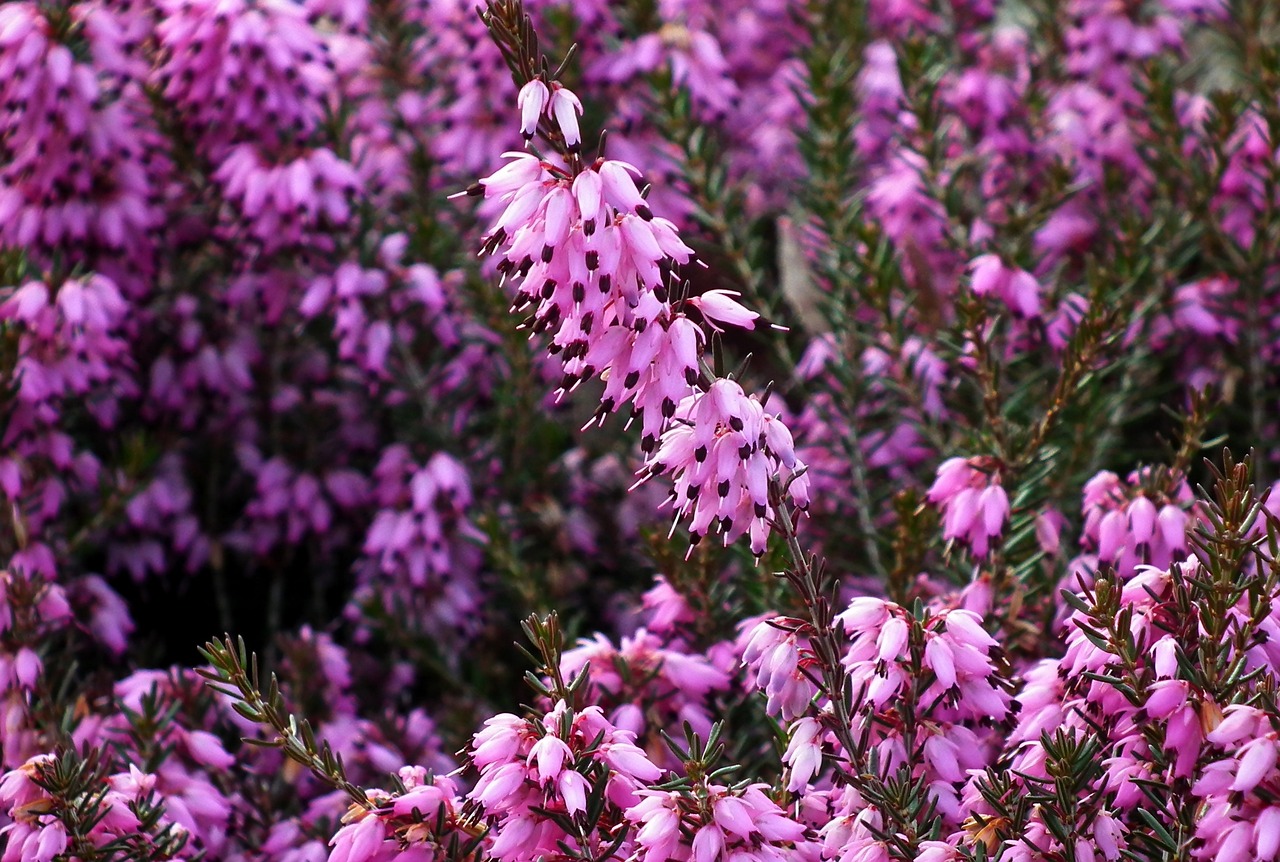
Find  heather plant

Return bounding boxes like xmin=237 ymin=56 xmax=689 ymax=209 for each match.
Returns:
xmin=5 ymin=0 xmax=1280 ymax=861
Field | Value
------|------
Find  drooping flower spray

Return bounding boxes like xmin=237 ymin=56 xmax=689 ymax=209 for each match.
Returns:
xmin=459 ymin=1 xmax=809 ymax=557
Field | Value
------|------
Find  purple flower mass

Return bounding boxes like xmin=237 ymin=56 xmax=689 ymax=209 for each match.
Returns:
xmin=3 ymin=0 xmax=1280 ymax=860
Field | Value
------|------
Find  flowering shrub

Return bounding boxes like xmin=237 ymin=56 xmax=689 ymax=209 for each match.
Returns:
xmin=5 ymin=0 xmax=1280 ymax=860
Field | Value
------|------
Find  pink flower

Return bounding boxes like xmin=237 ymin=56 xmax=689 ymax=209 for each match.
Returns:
xmin=688 ymin=289 xmax=762 ymax=331
xmin=627 ymin=783 xmax=810 ymax=862
xmin=1079 ymin=469 xmax=1195 ymax=574
xmin=468 ymin=69 xmax=805 ymax=559
xmin=969 ymin=254 xmax=1042 ymax=317
xmin=927 ymin=457 xmax=1009 ymax=558
xmin=782 ymin=717 xmax=824 ymax=791
xmin=740 ymin=617 xmax=817 ymax=720
xmin=517 ymin=79 xmax=550 ymax=138
xmin=549 ymin=84 xmax=583 ymax=149
xmin=467 ymin=702 xmax=662 ymax=862
xmin=642 ymin=379 xmax=809 ymax=555
xmin=1231 ymin=738 xmax=1278 ymax=793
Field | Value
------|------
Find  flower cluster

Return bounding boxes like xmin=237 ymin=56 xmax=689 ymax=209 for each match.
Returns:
xmin=355 ymin=448 xmax=486 ymax=641
xmin=327 ymin=770 xmax=472 ymax=862
xmin=0 ymin=3 xmax=165 ymax=284
xmin=840 ymin=599 xmax=1010 ymax=723
xmin=1196 ymin=706 xmax=1280 ymax=862
xmin=1076 ymin=468 xmax=1195 ymax=576
xmin=561 ymin=626 xmax=731 ymax=755
xmin=0 ymin=573 xmax=73 ymax=770
xmin=467 ymin=700 xmax=662 ymax=862
xmin=469 ymin=74 xmax=808 ymax=554
xmin=1 ymin=276 xmax=133 ymax=576
xmin=626 ymin=781 xmax=813 ymax=862
xmin=964 ymin=475 xmax=1280 ymax=862
xmin=155 ymin=0 xmax=335 ymax=156
xmin=927 ymin=457 xmax=1010 ymax=559
xmin=0 ymin=754 xmax=189 ymax=862
xmin=740 ymin=616 xmax=818 ymax=722
xmin=645 ymin=379 xmax=809 ymax=554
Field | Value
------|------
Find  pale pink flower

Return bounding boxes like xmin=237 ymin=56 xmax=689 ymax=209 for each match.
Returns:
xmin=927 ymin=457 xmax=1009 ymax=558
xmin=517 ymin=79 xmax=551 ymax=138
xmin=549 ymin=84 xmax=583 ymax=149
xmin=688 ymin=289 xmax=762 ymax=331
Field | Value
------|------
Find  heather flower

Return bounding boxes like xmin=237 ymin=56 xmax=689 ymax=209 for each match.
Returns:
xmin=467 ymin=701 xmax=662 ymax=862
xmin=946 ymin=65 xmax=1025 ymax=141
xmin=3 ymin=5 xmax=1280 ymax=862
xmin=0 ymin=271 xmax=138 ymax=582
xmin=639 ymin=576 xmax=695 ymax=634
xmin=549 ymin=84 xmax=584 ymax=149
xmin=927 ymin=457 xmax=1009 ymax=558
xmin=407 ymin=0 xmax=520 ymax=179
xmin=782 ymin=716 xmax=825 ymax=791
xmin=739 ymin=616 xmax=818 ymax=721
xmin=839 ymin=599 xmax=1010 ymax=723
xmin=1078 ymin=468 xmax=1194 ymax=575
xmin=1048 ymin=83 xmax=1150 ymax=188
xmin=361 ymin=449 xmax=483 ymax=587
xmin=238 ymin=458 xmax=336 ymax=550
xmin=625 ymin=781 xmax=812 ymax=862
xmin=353 ymin=448 xmax=486 ymax=646
xmin=855 ymin=42 xmax=907 ymax=162
xmin=1170 ymin=276 xmax=1239 ymax=342
xmin=0 ymin=753 xmax=189 ymax=860
xmin=561 ymin=627 xmax=731 ymax=748
xmin=108 ymin=455 xmax=209 ymax=582
xmin=868 ymin=0 xmax=940 ymax=34
xmin=593 ymin=22 xmax=738 ymax=118
xmin=687 ymin=289 xmax=763 ymax=332
xmin=865 ymin=153 xmax=956 ymax=294
xmin=641 ymin=379 xmax=809 ymax=555
xmin=213 ymin=145 xmax=362 ymax=254
xmin=968 ymin=254 xmax=1042 ymax=318
xmin=155 ymin=0 xmax=336 ymax=157
xmin=468 ymin=72 xmax=807 ymax=557
xmin=70 ymin=575 xmax=135 ymax=655
xmin=517 ymin=79 xmax=550 ymax=138
xmin=0 ymin=3 xmax=166 ymax=285
xmin=327 ymin=772 xmax=470 ymax=862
